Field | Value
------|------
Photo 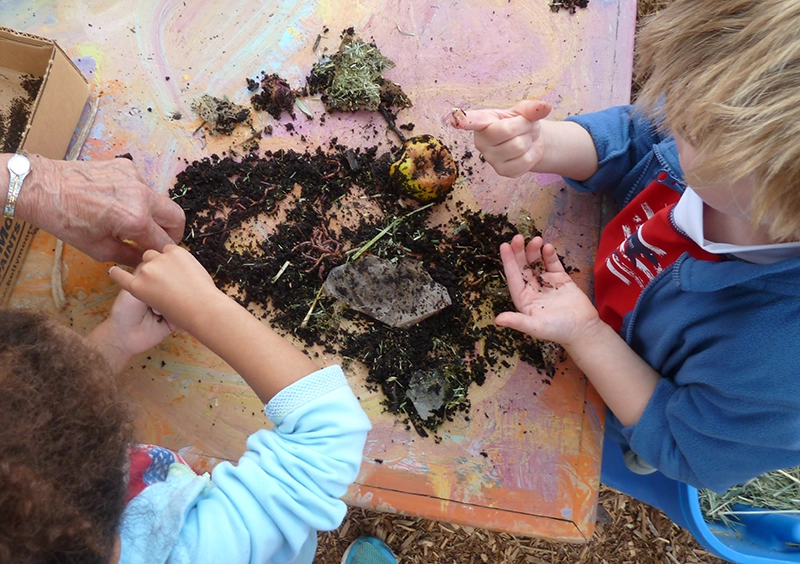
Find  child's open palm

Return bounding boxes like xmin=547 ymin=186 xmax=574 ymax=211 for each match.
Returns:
xmin=495 ymin=235 xmax=600 ymax=347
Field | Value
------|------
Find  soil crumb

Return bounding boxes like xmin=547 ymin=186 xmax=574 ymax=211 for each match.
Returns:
xmin=250 ymin=73 xmax=298 ymax=120
xmin=549 ymin=0 xmax=589 ymax=13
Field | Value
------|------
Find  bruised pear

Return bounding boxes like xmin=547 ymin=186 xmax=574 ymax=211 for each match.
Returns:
xmin=389 ymin=134 xmax=457 ymax=203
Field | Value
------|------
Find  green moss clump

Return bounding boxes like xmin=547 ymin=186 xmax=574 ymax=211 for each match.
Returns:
xmin=307 ymin=28 xmax=411 ymax=112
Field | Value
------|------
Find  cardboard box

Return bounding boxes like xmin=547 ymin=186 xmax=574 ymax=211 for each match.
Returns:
xmin=0 ymin=27 xmax=89 ymax=304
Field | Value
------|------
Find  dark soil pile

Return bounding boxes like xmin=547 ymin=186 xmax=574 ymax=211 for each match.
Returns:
xmin=171 ymin=143 xmax=565 ymax=435
xmin=0 ymin=74 xmax=42 ymax=153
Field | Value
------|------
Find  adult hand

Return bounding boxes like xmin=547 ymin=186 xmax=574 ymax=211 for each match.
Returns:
xmin=14 ymin=154 xmax=185 ymax=267
xmin=495 ymin=234 xmax=601 ymax=347
xmin=451 ymin=100 xmax=552 ymax=178
xmin=108 ymin=244 xmax=220 ymax=332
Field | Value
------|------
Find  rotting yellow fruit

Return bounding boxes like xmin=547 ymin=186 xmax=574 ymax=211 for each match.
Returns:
xmin=389 ymin=134 xmax=457 ymax=203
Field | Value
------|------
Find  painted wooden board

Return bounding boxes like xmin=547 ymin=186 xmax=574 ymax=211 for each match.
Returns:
xmin=3 ymin=0 xmax=635 ymax=541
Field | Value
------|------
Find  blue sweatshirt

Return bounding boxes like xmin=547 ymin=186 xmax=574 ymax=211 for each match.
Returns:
xmin=119 ymin=366 xmax=371 ymax=563
xmin=564 ymin=106 xmax=800 ymax=492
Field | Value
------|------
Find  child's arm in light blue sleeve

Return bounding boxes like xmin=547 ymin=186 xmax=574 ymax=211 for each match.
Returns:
xmin=182 ymin=367 xmax=370 ymax=564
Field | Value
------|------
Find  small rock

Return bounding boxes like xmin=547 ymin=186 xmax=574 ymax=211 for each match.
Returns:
xmin=407 ymin=370 xmax=447 ymax=421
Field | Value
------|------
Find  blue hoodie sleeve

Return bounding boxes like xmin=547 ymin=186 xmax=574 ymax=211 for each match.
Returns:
xmin=190 ymin=365 xmax=371 ymax=563
xmin=563 ymin=105 xmax=682 ymax=207
xmin=607 ymin=258 xmax=800 ymax=493
xmin=612 ymin=371 xmax=800 ymax=493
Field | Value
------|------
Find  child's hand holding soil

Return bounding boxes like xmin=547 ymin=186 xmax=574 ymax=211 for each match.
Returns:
xmin=496 ymin=234 xmax=660 ymax=428
xmin=85 ymin=284 xmax=175 ymax=373
xmin=495 ymin=234 xmax=598 ymax=346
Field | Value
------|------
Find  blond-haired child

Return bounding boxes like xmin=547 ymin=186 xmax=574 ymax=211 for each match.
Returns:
xmin=453 ymin=0 xmax=800 ymax=492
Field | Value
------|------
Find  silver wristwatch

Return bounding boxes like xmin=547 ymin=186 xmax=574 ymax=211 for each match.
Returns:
xmin=5 ymin=153 xmax=31 ymax=219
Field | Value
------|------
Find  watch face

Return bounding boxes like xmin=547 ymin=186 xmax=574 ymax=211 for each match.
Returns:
xmin=8 ymin=154 xmax=31 ymax=176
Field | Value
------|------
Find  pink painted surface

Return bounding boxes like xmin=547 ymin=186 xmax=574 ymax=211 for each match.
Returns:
xmin=3 ymin=0 xmax=636 ymax=541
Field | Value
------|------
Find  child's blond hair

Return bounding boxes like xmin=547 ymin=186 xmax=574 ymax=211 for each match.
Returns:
xmin=634 ymin=0 xmax=800 ymax=241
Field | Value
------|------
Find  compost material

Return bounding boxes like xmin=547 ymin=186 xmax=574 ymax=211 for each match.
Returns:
xmin=172 ymin=145 xmax=565 ymax=435
xmin=306 ymin=28 xmax=412 ymax=112
xmin=550 ymin=0 xmax=590 ymax=13
xmin=190 ymin=94 xmax=251 ymax=135
xmin=174 ymin=28 xmax=565 ymax=435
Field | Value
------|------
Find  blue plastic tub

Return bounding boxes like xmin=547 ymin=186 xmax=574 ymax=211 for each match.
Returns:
xmin=601 ymin=437 xmax=800 ymax=563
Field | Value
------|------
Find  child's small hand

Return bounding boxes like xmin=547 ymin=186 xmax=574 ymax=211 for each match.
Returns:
xmin=495 ymin=234 xmax=600 ymax=347
xmin=450 ymin=100 xmax=552 ymax=178
xmin=85 ymin=284 xmax=175 ymax=373
xmin=108 ymin=244 xmax=222 ymax=332
xmin=110 ymin=288 xmax=175 ymax=353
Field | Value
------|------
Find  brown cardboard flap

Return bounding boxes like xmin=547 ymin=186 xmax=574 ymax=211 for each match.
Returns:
xmin=27 ymin=48 xmax=90 ymax=159
xmin=0 ymin=29 xmax=51 ymax=76
xmin=0 ymin=27 xmax=89 ymax=305
xmin=0 ymin=219 xmax=38 ymax=301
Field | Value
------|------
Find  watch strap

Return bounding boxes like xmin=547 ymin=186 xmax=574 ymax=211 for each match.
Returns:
xmin=5 ymin=154 xmax=29 ymax=219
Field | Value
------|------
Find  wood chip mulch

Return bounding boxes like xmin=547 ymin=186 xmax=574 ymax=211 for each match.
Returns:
xmin=315 ymin=485 xmax=725 ymax=564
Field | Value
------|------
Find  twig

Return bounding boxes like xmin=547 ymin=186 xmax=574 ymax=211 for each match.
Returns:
xmin=378 ymin=103 xmax=406 ymax=144
xmin=300 ymin=284 xmax=325 ymax=328
xmin=347 ymin=202 xmax=434 ymax=260
xmin=270 ymin=260 xmax=291 ymax=284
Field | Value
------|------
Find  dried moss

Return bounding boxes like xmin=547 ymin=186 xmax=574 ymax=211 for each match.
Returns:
xmin=307 ymin=28 xmax=411 ymax=112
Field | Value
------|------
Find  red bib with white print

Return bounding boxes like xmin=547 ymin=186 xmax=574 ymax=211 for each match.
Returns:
xmin=594 ymin=172 xmax=721 ymax=333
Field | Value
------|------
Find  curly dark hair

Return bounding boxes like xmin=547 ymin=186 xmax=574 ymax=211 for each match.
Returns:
xmin=0 ymin=309 xmax=135 ymax=563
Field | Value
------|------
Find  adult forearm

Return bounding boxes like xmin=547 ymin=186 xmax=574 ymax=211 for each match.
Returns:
xmin=535 ymin=120 xmax=599 ymax=182
xmin=2 ymin=153 xmax=185 ymax=266
xmin=564 ymin=319 xmax=660 ymax=426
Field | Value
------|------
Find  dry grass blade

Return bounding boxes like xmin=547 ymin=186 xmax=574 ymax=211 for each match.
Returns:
xmin=700 ymin=466 xmax=800 ymax=528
